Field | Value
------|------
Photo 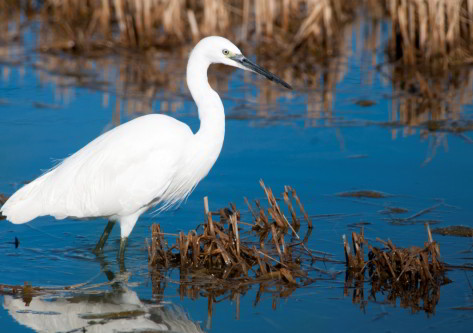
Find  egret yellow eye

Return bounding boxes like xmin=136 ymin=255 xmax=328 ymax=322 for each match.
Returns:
xmin=222 ymin=49 xmax=230 ymax=56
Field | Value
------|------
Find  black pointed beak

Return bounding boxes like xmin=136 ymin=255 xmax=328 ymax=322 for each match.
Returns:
xmin=230 ymin=54 xmax=292 ymax=90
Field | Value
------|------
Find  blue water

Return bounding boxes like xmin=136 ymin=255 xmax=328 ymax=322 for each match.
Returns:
xmin=1 ymin=20 xmax=473 ymax=332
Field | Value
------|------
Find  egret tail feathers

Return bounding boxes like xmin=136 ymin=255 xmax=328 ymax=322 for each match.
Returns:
xmin=0 ymin=176 xmax=49 ymax=224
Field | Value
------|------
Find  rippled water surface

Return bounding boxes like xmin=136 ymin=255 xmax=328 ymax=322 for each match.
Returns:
xmin=1 ymin=16 xmax=473 ymax=333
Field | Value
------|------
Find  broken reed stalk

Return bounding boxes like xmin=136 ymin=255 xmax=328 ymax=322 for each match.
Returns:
xmin=230 ymin=214 xmax=240 ymax=258
xmin=283 ymin=186 xmax=299 ymax=229
xmin=288 ymin=185 xmax=313 ymax=229
xmin=203 ymin=196 xmax=215 ymax=237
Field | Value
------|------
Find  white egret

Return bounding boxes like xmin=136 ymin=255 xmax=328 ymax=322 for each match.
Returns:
xmin=0 ymin=36 xmax=291 ymax=260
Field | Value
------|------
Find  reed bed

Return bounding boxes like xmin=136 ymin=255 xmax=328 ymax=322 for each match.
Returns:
xmin=343 ymin=224 xmax=451 ymax=314
xmin=12 ymin=0 xmax=353 ymax=53
xmin=33 ymin=0 xmax=473 ymax=67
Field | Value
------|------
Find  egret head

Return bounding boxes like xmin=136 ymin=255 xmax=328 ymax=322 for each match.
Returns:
xmin=195 ymin=36 xmax=292 ymax=90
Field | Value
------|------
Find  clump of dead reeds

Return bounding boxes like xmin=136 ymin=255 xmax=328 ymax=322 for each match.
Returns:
xmin=147 ymin=180 xmax=336 ymax=324
xmin=343 ymin=224 xmax=451 ymax=314
xmin=148 ymin=180 xmax=316 ymax=282
xmin=385 ymin=0 xmax=473 ymax=66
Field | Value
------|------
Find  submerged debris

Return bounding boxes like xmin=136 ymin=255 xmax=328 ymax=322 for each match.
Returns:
xmin=432 ymin=226 xmax=473 ymax=238
xmin=355 ymin=100 xmax=376 ymax=107
xmin=343 ymin=224 xmax=451 ymax=314
xmin=337 ymin=190 xmax=387 ymax=199
xmin=380 ymin=206 xmax=408 ymax=215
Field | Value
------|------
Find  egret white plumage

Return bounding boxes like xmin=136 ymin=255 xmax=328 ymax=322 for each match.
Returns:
xmin=0 ymin=36 xmax=291 ymax=260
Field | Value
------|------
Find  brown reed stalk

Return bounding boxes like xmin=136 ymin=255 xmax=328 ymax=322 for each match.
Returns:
xmin=203 ymin=196 xmax=215 ymax=237
xmin=290 ymin=187 xmax=313 ymax=229
xmin=283 ymin=186 xmax=300 ymax=228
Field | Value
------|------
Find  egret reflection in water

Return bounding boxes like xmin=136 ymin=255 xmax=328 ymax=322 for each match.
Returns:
xmin=3 ymin=287 xmax=204 ymax=333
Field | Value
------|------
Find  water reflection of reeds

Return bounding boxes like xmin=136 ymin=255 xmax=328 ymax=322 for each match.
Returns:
xmin=0 ymin=5 xmax=25 ymax=83
xmin=387 ymin=65 xmax=473 ymax=139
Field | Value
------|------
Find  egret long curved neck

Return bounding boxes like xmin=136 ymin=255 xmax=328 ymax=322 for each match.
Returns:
xmin=186 ymin=49 xmax=225 ymax=149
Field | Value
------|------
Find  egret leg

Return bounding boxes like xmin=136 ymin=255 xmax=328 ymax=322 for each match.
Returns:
xmin=118 ymin=237 xmax=128 ymax=260
xmin=118 ymin=237 xmax=128 ymax=272
xmin=93 ymin=221 xmax=116 ymax=253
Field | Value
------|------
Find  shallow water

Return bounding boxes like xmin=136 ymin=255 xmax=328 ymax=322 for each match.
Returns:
xmin=1 ymin=16 xmax=473 ymax=333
